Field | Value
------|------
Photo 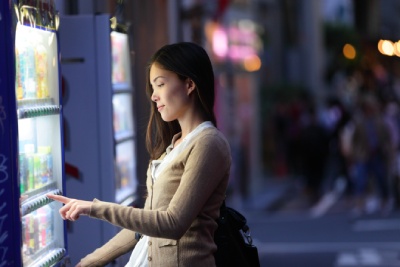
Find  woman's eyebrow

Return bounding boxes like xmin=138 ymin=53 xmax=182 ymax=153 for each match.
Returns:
xmin=152 ymin=76 xmax=166 ymax=83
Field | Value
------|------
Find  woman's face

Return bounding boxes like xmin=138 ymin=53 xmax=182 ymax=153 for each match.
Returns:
xmin=149 ymin=63 xmax=193 ymax=122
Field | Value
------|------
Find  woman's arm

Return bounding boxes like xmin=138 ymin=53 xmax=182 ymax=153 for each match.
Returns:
xmin=89 ymin=132 xmax=231 ymax=239
xmin=79 ymin=228 xmax=138 ymax=267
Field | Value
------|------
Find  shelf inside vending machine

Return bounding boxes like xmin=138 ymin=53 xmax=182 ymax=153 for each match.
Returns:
xmin=111 ymin=31 xmax=132 ymax=86
xmin=18 ymin=101 xmax=60 ymax=119
xmin=113 ymin=93 xmax=135 ymax=141
xmin=21 ymin=194 xmax=66 ymax=267
xmin=115 ymin=140 xmax=137 ymax=203
xmin=20 ymin=187 xmax=62 ymax=215
xmin=15 ymin=22 xmax=60 ymax=107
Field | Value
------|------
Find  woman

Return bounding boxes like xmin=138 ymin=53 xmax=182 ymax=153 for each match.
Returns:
xmin=48 ymin=42 xmax=231 ymax=267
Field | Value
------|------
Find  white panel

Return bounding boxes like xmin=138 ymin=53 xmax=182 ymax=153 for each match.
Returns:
xmin=59 ymin=14 xmax=115 ymax=265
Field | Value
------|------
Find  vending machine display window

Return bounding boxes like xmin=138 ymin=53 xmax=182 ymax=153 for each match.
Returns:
xmin=111 ymin=30 xmax=137 ymax=205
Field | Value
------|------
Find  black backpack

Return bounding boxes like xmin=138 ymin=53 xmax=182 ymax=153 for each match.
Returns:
xmin=214 ymin=201 xmax=261 ymax=267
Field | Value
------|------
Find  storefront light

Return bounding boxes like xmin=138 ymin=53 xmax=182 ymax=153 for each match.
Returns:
xmin=243 ymin=55 xmax=261 ymax=72
xmin=381 ymin=40 xmax=394 ymax=56
xmin=343 ymin=43 xmax=356 ymax=59
xmin=213 ymin=27 xmax=229 ymax=58
xmin=377 ymin=39 xmax=384 ymax=54
xmin=394 ymin=41 xmax=400 ymax=57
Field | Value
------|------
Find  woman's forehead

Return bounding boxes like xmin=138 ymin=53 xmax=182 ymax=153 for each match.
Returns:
xmin=150 ymin=64 xmax=174 ymax=81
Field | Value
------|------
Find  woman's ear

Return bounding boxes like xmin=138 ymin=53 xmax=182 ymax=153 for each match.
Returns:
xmin=186 ymin=79 xmax=196 ymax=95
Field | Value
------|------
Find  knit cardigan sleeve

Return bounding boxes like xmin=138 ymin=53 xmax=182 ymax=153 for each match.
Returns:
xmin=88 ymin=131 xmax=231 ymax=239
xmin=79 ymin=228 xmax=138 ymax=267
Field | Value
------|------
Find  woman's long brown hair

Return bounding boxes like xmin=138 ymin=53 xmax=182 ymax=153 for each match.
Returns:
xmin=145 ymin=42 xmax=217 ymax=160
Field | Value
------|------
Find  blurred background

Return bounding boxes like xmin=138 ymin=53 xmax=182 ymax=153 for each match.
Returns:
xmin=55 ymin=0 xmax=400 ymax=266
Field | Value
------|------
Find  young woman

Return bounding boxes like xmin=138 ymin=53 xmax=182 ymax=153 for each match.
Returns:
xmin=48 ymin=42 xmax=231 ymax=267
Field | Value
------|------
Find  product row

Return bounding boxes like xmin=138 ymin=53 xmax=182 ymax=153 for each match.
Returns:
xmin=15 ymin=23 xmax=58 ymax=102
xmin=19 ymin=145 xmax=53 ymax=194
xmin=22 ymin=205 xmax=54 ymax=258
xmin=16 ymin=40 xmax=50 ymax=100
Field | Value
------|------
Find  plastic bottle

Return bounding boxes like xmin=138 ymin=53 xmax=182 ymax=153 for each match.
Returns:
xmin=35 ymin=44 xmax=48 ymax=98
xmin=37 ymin=205 xmax=52 ymax=248
xmin=38 ymin=146 xmax=52 ymax=184
xmin=15 ymin=47 xmax=25 ymax=99
xmin=19 ymin=42 xmax=37 ymax=99
xmin=24 ymin=144 xmax=35 ymax=191
xmin=19 ymin=153 xmax=27 ymax=194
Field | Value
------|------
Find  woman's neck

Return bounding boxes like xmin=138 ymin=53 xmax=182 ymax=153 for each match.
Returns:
xmin=178 ymin=117 xmax=206 ymax=140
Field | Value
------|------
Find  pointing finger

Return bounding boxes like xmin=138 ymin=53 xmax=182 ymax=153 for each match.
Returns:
xmin=47 ymin=194 xmax=71 ymax=204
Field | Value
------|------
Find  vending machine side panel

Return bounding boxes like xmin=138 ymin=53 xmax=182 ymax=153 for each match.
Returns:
xmin=59 ymin=14 xmax=117 ymax=264
xmin=95 ymin=14 xmax=117 ymax=245
xmin=0 ymin=1 xmax=21 ymax=266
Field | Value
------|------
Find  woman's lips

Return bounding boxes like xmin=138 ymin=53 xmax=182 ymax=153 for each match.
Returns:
xmin=157 ymin=105 xmax=165 ymax=111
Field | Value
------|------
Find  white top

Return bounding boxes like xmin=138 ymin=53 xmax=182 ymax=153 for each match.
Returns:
xmin=125 ymin=121 xmax=214 ymax=267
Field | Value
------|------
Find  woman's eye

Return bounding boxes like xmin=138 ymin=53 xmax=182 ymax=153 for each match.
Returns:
xmin=157 ymin=84 xmax=164 ymax=88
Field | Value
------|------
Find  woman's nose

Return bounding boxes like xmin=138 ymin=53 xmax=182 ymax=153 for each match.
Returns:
xmin=151 ymin=92 xmax=158 ymax=102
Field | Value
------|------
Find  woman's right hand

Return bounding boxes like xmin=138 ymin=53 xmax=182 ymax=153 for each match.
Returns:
xmin=47 ymin=194 xmax=92 ymax=221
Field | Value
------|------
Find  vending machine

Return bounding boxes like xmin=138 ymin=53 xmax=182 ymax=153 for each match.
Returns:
xmin=59 ymin=14 xmax=137 ymax=264
xmin=0 ymin=0 xmax=69 ymax=266
xmin=110 ymin=30 xmax=137 ymax=205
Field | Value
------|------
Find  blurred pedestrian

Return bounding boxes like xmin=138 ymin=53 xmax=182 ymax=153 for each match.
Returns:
xmin=322 ymin=98 xmax=351 ymax=195
xmin=383 ymin=101 xmax=400 ymax=210
xmin=299 ymin=104 xmax=330 ymax=203
xmin=350 ymin=94 xmax=391 ymax=216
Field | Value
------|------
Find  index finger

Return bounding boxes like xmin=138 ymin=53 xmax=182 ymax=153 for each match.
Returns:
xmin=47 ymin=194 xmax=71 ymax=204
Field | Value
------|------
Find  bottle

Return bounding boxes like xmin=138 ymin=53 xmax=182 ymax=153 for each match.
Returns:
xmin=46 ymin=205 xmax=53 ymax=245
xmin=19 ymin=153 xmax=27 ymax=194
xmin=27 ymin=212 xmax=38 ymax=254
xmin=21 ymin=215 xmax=28 ymax=256
xmin=33 ymin=154 xmax=42 ymax=189
xmin=37 ymin=205 xmax=52 ymax=248
xmin=15 ymin=47 xmax=25 ymax=99
xmin=38 ymin=146 xmax=51 ymax=184
xmin=24 ymin=214 xmax=32 ymax=255
xmin=24 ymin=144 xmax=35 ymax=191
xmin=35 ymin=44 xmax=48 ymax=98
xmin=19 ymin=43 xmax=37 ymax=99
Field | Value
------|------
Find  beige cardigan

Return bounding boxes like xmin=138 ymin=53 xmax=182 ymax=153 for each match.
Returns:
xmin=80 ymin=127 xmax=231 ymax=267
